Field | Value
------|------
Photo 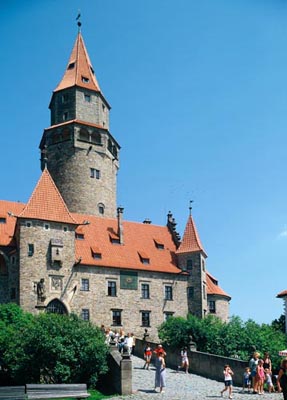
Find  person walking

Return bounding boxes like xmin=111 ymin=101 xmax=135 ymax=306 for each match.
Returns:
xmin=277 ymin=358 xmax=287 ymax=400
xmin=178 ymin=347 xmax=189 ymax=373
xmin=220 ymin=364 xmax=234 ymax=399
xmin=154 ymin=349 xmax=166 ymax=393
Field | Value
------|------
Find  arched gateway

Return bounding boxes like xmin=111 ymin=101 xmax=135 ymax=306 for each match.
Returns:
xmin=46 ymin=299 xmax=67 ymax=315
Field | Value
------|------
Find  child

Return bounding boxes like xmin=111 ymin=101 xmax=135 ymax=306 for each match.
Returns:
xmin=255 ymin=359 xmax=265 ymax=395
xmin=178 ymin=347 xmax=189 ymax=373
xmin=242 ymin=367 xmax=251 ymax=393
xmin=220 ymin=364 xmax=234 ymax=399
xmin=143 ymin=343 xmax=152 ymax=370
xmin=265 ymin=368 xmax=275 ymax=393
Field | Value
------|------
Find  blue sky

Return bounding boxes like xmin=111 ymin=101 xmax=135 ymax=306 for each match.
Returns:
xmin=1 ymin=0 xmax=287 ymax=325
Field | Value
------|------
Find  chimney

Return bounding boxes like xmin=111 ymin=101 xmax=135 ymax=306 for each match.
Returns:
xmin=117 ymin=206 xmax=124 ymax=244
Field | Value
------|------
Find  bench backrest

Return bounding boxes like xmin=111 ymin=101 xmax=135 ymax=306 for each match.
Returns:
xmin=0 ymin=386 xmax=26 ymax=399
xmin=26 ymin=383 xmax=89 ymax=399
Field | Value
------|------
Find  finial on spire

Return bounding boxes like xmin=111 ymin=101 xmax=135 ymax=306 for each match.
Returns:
xmin=76 ymin=11 xmax=81 ymax=31
xmin=189 ymin=200 xmax=194 ymax=216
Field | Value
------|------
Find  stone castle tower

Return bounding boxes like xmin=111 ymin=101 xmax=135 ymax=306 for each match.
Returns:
xmin=39 ymin=32 xmax=120 ymax=218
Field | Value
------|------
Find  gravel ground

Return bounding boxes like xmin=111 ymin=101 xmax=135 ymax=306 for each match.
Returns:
xmin=107 ymin=355 xmax=283 ymax=400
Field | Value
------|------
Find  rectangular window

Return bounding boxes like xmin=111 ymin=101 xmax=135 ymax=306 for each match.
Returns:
xmin=187 ymin=286 xmax=194 ymax=299
xmin=164 ymin=312 xmax=174 ymax=321
xmin=141 ymin=283 xmax=150 ymax=299
xmin=0 ymin=217 xmax=6 ymax=224
xmin=108 ymin=281 xmax=117 ymax=297
xmin=84 ymin=94 xmax=91 ymax=102
xmin=28 ymin=244 xmax=34 ymax=257
xmin=112 ymin=309 xmax=121 ymax=326
xmin=202 ymin=258 xmax=205 ymax=271
xmin=209 ymin=301 xmax=216 ymax=314
xmin=81 ymin=309 xmax=90 ymax=321
xmin=203 ymin=284 xmax=206 ymax=300
xmin=10 ymin=288 xmax=16 ymax=300
xmin=90 ymin=168 xmax=100 ymax=179
xmin=141 ymin=311 xmax=150 ymax=327
xmin=186 ymin=259 xmax=193 ymax=271
xmin=63 ymin=112 xmax=68 ymax=121
xmin=81 ymin=279 xmax=89 ymax=291
xmin=164 ymin=285 xmax=173 ymax=301
xmin=62 ymin=94 xmax=69 ymax=103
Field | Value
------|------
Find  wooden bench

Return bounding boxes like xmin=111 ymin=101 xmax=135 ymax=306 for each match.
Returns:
xmin=25 ymin=384 xmax=90 ymax=399
xmin=0 ymin=386 xmax=26 ymax=400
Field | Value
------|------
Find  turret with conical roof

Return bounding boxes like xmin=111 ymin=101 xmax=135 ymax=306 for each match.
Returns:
xmin=176 ymin=209 xmax=208 ymax=318
xmin=40 ymin=30 xmax=120 ymax=218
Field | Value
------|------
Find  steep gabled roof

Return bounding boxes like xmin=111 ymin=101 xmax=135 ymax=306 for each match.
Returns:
xmin=0 ymin=201 xmax=25 ymax=246
xmin=176 ymin=214 xmax=207 ymax=257
xmin=206 ymin=271 xmax=231 ymax=299
xmin=54 ymin=32 xmax=101 ymax=93
xmin=72 ymin=213 xmax=181 ymax=274
xmin=18 ymin=168 xmax=77 ymax=225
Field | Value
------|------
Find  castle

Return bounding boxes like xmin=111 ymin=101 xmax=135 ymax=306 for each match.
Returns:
xmin=0 ymin=28 xmax=231 ymax=340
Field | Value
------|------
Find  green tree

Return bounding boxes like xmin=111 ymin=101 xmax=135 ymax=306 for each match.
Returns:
xmin=0 ymin=304 xmax=108 ymax=387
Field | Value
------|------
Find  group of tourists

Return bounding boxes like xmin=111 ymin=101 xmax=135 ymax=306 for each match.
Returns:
xmin=220 ymin=351 xmax=287 ymax=399
xmin=102 ymin=326 xmax=136 ymax=355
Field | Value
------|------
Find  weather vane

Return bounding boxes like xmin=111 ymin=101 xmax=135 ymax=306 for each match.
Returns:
xmin=76 ymin=11 xmax=81 ymax=31
xmin=189 ymin=200 xmax=194 ymax=215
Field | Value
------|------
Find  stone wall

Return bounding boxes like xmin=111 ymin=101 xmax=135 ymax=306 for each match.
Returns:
xmin=135 ymin=339 xmax=247 ymax=387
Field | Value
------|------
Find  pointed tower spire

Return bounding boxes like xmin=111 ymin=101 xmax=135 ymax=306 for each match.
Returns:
xmin=54 ymin=32 xmax=101 ymax=93
xmin=176 ymin=212 xmax=207 ymax=257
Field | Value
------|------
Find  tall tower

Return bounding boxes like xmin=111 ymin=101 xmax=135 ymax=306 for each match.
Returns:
xmin=176 ymin=211 xmax=208 ymax=318
xmin=40 ymin=30 xmax=120 ymax=218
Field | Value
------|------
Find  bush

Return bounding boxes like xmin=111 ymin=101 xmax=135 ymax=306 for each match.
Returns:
xmin=0 ymin=304 xmax=108 ymax=387
xmin=158 ymin=313 xmax=287 ymax=368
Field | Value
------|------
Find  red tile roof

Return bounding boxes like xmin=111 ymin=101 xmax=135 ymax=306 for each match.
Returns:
xmin=277 ymin=290 xmax=287 ymax=298
xmin=176 ymin=215 xmax=207 ymax=257
xmin=206 ymin=272 xmax=231 ymax=299
xmin=18 ymin=169 xmax=77 ymax=225
xmin=0 ymin=201 xmax=25 ymax=246
xmin=72 ymin=213 xmax=181 ymax=274
xmin=54 ymin=32 xmax=101 ymax=93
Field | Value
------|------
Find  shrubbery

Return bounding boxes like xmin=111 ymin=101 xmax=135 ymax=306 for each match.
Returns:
xmin=158 ymin=314 xmax=287 ymax=368
xmin=0 ymin=304 xmax=108 ymax=387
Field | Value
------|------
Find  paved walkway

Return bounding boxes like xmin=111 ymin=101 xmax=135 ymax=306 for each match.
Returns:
xmin=108 ymin=355 xmax=283 ymax=400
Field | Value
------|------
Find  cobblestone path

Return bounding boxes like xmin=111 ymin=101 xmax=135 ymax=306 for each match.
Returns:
xmin=107 ymin=355 xmax=283 ymax=400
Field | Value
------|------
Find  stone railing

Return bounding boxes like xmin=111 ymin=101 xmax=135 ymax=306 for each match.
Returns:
xmin=135 ymin=339 xmax=247 ymax=386
xmin=106 ymin=342 xmax=132 ymax=395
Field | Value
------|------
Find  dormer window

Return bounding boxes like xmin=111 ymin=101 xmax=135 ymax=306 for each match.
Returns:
xmin=68 ymin=62 xmax=75 ymax=70
xmin=90 ymin=66 xmax=95 ymax=75
xmin=154 ymin=239 xmax=164 ymax=250
xmin=91 ymin=246 xmax=102 ymax=259
xmin=138 ymin=251 xmax=150 ymax=265
xmin=109 ymin=233 xmax=120 ymax=244
xmin=0 ymin=217 xmax=6 ymax=224
xmin=82 ymin=76 xmax=90 ymax=83
xmin=75 ymin=233 xmax=84 ymax=240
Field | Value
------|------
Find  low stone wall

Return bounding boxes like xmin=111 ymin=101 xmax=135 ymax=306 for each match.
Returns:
xmin=107 ymin=344 xmax=132 ymax=395
xmin=135 ymin=339 xmax=247 ymax=386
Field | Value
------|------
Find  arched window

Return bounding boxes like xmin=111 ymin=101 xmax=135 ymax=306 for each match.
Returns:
xmin=0 ymin=254 xmax=7 ymax=275
xmin=79 ymin=128 xmax=89 ymax=142
xmin=98 ymin=203 xmax=105 ymax=215
xmin=90 ymin=131 xmax=101 ymax=145
xmin=61 ymin=127 xmax=70 ymax=141
xmin=46 ymin=299 xmax=67 ymax=315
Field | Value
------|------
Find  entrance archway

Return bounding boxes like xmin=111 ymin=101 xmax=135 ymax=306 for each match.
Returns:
xmin=46 ymin=299 xmax=67 ymax=315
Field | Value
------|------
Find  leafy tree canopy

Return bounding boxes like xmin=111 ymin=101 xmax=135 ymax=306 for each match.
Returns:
xmin=0 ymin=304 xmax=108 ymax=387
xmin=158 ymin=313 xmax=287 ymax=369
